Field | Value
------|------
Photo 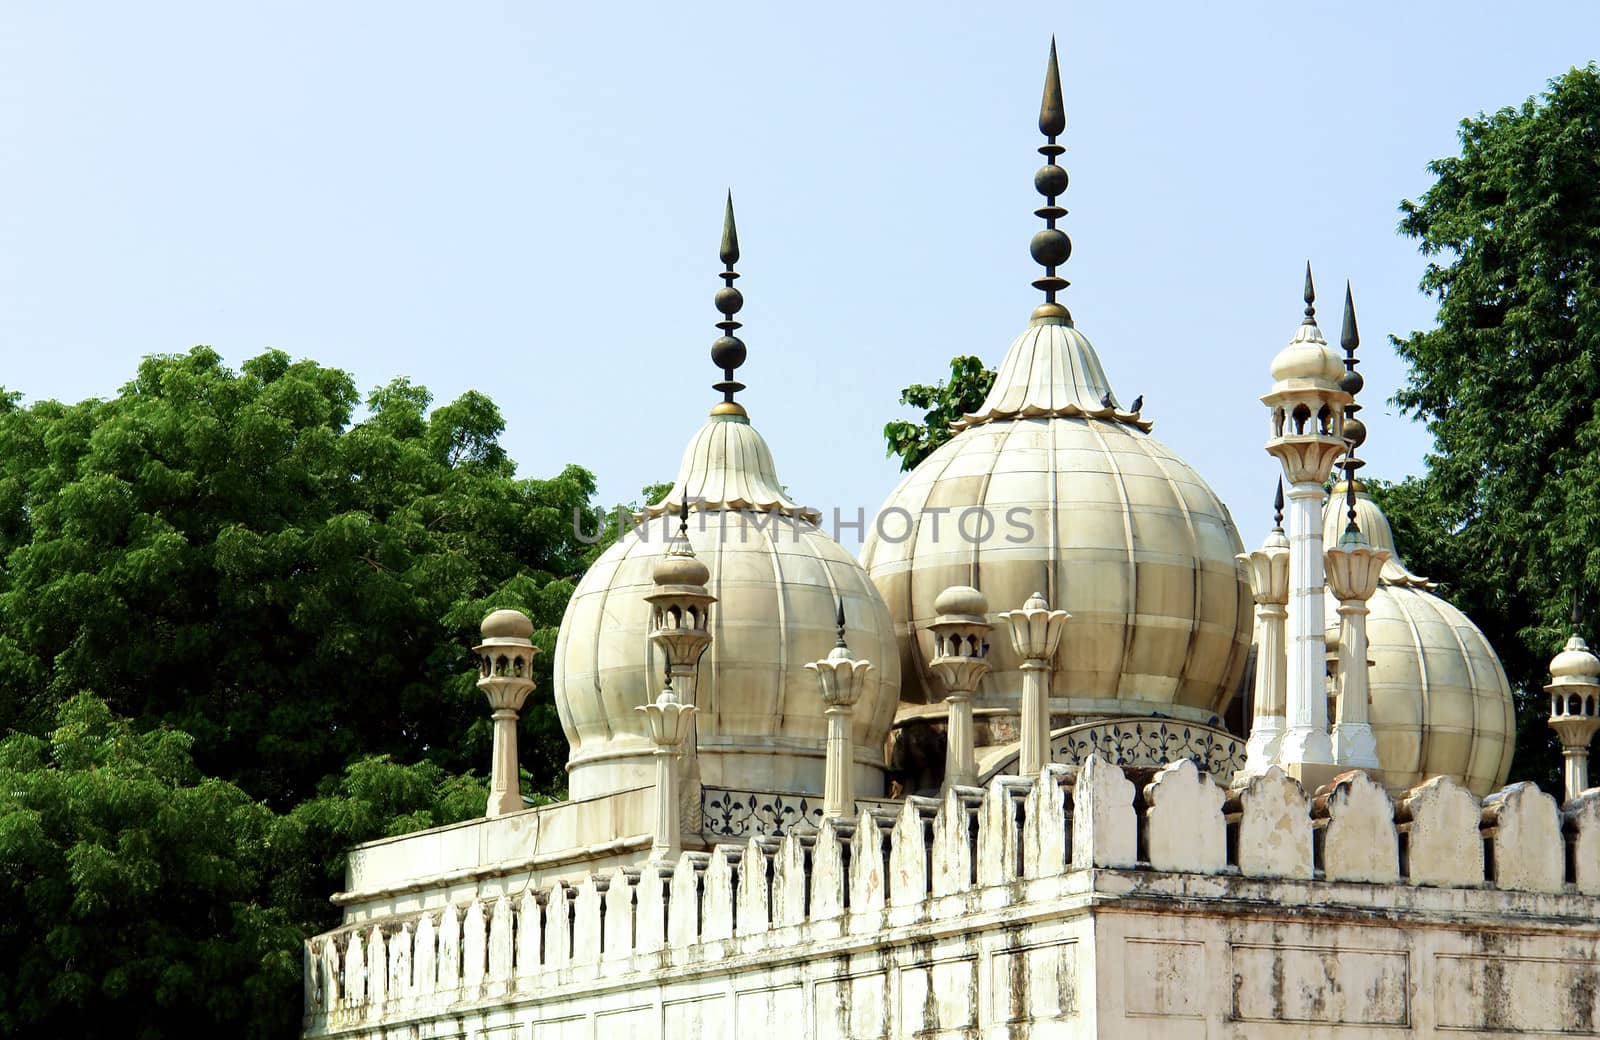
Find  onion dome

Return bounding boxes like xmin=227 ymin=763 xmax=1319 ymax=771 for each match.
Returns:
xmin=554 ymin=197 xmax=899 ymax=800
xmin=1320 ymin=485 xmax=1514 ymax=796
xmin=863 ymin=41 xmax=1251 ymax=752
xmin=1551 ymin=632 xmax=1600 ymax=686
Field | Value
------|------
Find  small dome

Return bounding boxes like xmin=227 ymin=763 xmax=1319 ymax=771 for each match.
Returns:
xmin=1550 ymin=633 xmax=1600 ymax=685
xmin=934 ymin=585 xmax=989 ymax=620
xmin=1269 ymin=323 xmax=1345 ymax=386
xmin=555 ymin=413 xmax=900 ymax=800
xmin=652 ymin=544 xmax=710 ymax=589
xmin=1321 ymin=488 xmax=1514 ymax=796
xmin=480 ymin=609 xmax=534 ymax=642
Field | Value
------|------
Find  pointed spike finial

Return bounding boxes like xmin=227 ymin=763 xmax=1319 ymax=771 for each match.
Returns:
xmin=710 ymin=192 xmax=748 ymax=414
xmin=1574 ymin=586 xmax=1583 ymax=633
xmin=678 ymin=489 xmax=690 ymax=538
xmin=1340 ymin=280 xmax=1359 ymax=352
xmin=1273 ymin=477 xmax=1285 ymax=529
xmin=1029 ymin=38 xmax=1072 ymax=318
xmin=1039 ymin=37 xmax=1065 ymax=138
xmin=834 ymin=595 xmax=848 ymax=649
xmin=1301 ymin=261 xmax=1317 ymax=325
xmin=720 ymin=190 xmax=739 ymax=266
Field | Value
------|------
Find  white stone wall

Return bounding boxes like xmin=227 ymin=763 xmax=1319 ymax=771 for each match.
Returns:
xmin=304 ymin=759 xmax=1600 ymax=1038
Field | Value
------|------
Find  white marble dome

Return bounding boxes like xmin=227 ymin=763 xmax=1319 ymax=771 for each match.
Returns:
xmin=1322 ymin=486 xmax=1515 ymax=796
xmin=864 ymin=311 xmax=1253 ymax=743
xmin=555 ymin=412 xmax=901 ymax=800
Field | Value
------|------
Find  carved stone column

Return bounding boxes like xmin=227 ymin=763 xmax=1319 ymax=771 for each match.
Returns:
xmin=806 ymin=599 xmax=875 ymax=819
xmin=475 ymin=610 xmax=539 ymax=818
xmin=928 ymin=585 xmax=992 ymax=791
xmin=1238 ymin=494 xmax=1291 ymax=775
xmin=636 ymin=684 xmax=696 ymax=860
xmin=1324 ymin=521 xmax=1388 ymax=770
xmin=1000 ymin=591 xmax=1069 ymax=776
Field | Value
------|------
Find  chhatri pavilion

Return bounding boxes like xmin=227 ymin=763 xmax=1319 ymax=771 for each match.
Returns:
xmin=300 ymin=41 xmax=1600 ymax=1040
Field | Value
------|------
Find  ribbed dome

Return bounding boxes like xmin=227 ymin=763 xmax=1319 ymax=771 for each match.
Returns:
xmin=555 ymin=414 xmax=900 ymax=800
xmin=1322 ymin=488 xmax=1515 ymax=796
xmin=864 ymin=316 xmax=1252 ymax=741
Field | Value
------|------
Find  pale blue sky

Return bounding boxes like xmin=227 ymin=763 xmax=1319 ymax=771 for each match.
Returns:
xmin=3 ymin=3 xmax=1596 ymax=551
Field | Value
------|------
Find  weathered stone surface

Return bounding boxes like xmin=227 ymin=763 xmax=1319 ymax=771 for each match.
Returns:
xmin=1316 ymin=770 xmax=1400 ymax=883
xmin=1143 ymin=758 xmax=1226 ymax=873
xmin=978 ymin=777 xmax=1022 ymax=886
xmin=1072 ymin=756 xmax=1136 ymax=870
xmin=701 ymin=846 xmax=736 ymax=941
xmin=1396 ymin=775 xmax=1483 ymax=888
xmin=809 ymin=818 xmax=846 ymax=920
xmin=602 ymin=868 xmax=634 ymax=961
xmin=544 ymin=885 xmax=571 ymax=968
xmin=462 ymin=899 xmax=486 ymax=987
xmin=888 ymin=800 xmax=928 ymax=907
xmin=1566 ymin=789 xmax=1600 ymax=896
xmin=1025 ymin=765 xmax=1071 ymax=877
xmin=849 ymin=810 xmax=886 ymax=913
xmin=668 ymin=853 xmax=701 ymax=949
xmin=437 ymin=903 xmax=460 ymax=989
xmin=932 ymin=787 xmax=973 ymax=896
xmin=413 ymin=912 xmax=436 ymax=993
xmin=771 ymin=833 xmax=807 ymax=928
xmin=1231 ymin=766 xmax=1312 ymax=880
xmin=342 ymin=929 xmax=365 ymax=1006
xmin=736 ymin=836 xmax=770 ymax=938
xmin=1482 ymin=781 xmax=1563 ymax=893
xmin=635 ymin=863 xmax=668 ymax=954
xmin=515 ymin=891 xmax=540 ymax=977
xmin=488 ymin=895 xmax=514 ymax=979
xmin=366 ymin=925 xmax=387 ymax=1005
xmin=572 ymin=876 xmax=603 ymax=963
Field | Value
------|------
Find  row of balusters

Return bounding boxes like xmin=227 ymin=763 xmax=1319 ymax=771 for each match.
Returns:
xmin=306 ymin=756 xmax=1600 ymax=1019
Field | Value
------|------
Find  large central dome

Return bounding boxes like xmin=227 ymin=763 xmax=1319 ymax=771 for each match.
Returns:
xmin=864 ymin=312 xmax=1252 ymax=748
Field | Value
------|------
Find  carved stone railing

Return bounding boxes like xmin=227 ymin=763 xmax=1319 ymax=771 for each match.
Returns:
xmin=304 ymin=758 xmax=1600 ymax=1035
xmin=699 ymin=786 xmax=823 ymax=838
xmin=1048 ymin=716 xmax=1246 ymax=782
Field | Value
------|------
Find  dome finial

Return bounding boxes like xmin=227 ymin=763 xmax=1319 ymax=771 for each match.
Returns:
xmin=710 ymin=191 xmax=748 ymax=419
xmin=834 ymin=595 xmax=848 ymax=650
xmin=1029 ymin=37 xmax=1073 ymax=323
xmin=1337 ymin=281 xmax=1368 ymax=541
xmin=1302 ymin=261 xmax=1317 ymax=326
xmin=1273 ymin=477 xmax=1285 ymax=530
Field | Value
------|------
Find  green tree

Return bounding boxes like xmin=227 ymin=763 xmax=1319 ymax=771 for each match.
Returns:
xmin=0 ymin=348 xmax=599 ymax=806
xmin=882 ymin=355 xmax=995 ymax=471
xmin=0 ymin=693 xmax=487 ymax=1040
xmin=1381 ymin=63 xmax=1600 ymax=789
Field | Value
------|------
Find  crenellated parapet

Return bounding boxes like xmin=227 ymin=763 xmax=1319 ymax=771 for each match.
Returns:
xmin=304 ymin=758 xmax=1600 ymax=1036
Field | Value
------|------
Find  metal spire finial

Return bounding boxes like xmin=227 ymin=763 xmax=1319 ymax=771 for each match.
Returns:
xmin=1338 ymin=282 xmax=1367 ymax=540
xmin=1273 ymin=477 xmax=1285 ymax=530
xmin=834 ymin=595 xmax=848 ymax=650
xmin=710 ymin=191 xmax=748 ymax=417
xmin=678 ymin=489 xmax=690 ymax=538
xmin=1030 ymin=37 xmax=1072 ymax=321
xmin=1301 ymin=262 xmax=1317 ymax=325
xmin=1574 ymin=587 xmax=1583 ymax=634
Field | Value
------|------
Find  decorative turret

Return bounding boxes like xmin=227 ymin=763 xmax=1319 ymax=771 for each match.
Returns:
xmin=806 ymin=598 xmax=876 ymax=818
xmin=644 ymin=494 xmax=716 ymax=698
xmin=927 ymin=586 xmax=992 ymax=790
xmin=1263 ymin=264 xmax=1351 ymax=783
xmin=1547 ymin=603 xmax=1600 ymax=803
xmin=475 ymin=609 xmax=539 ymax=818
xmin=1240 ymin=480 xmax=1291 ymax=774
xmin=1001 ymin=591 xmax=1070 ymax=776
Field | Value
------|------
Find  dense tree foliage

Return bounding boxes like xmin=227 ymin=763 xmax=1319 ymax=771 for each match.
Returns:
xmin=0 ymin=347 xmax=613 ymax=1036
xmin=1374 ymin=64 xmax=1600 ymax=789
xmin=882 ymin=355 xmax=995 ymax=470
xmin=0 ymin=347 xmax=598 ymax=806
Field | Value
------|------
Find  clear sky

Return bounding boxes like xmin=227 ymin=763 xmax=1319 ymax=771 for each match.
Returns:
xmin=3 ymin=3 xmax=1597 ymax=551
